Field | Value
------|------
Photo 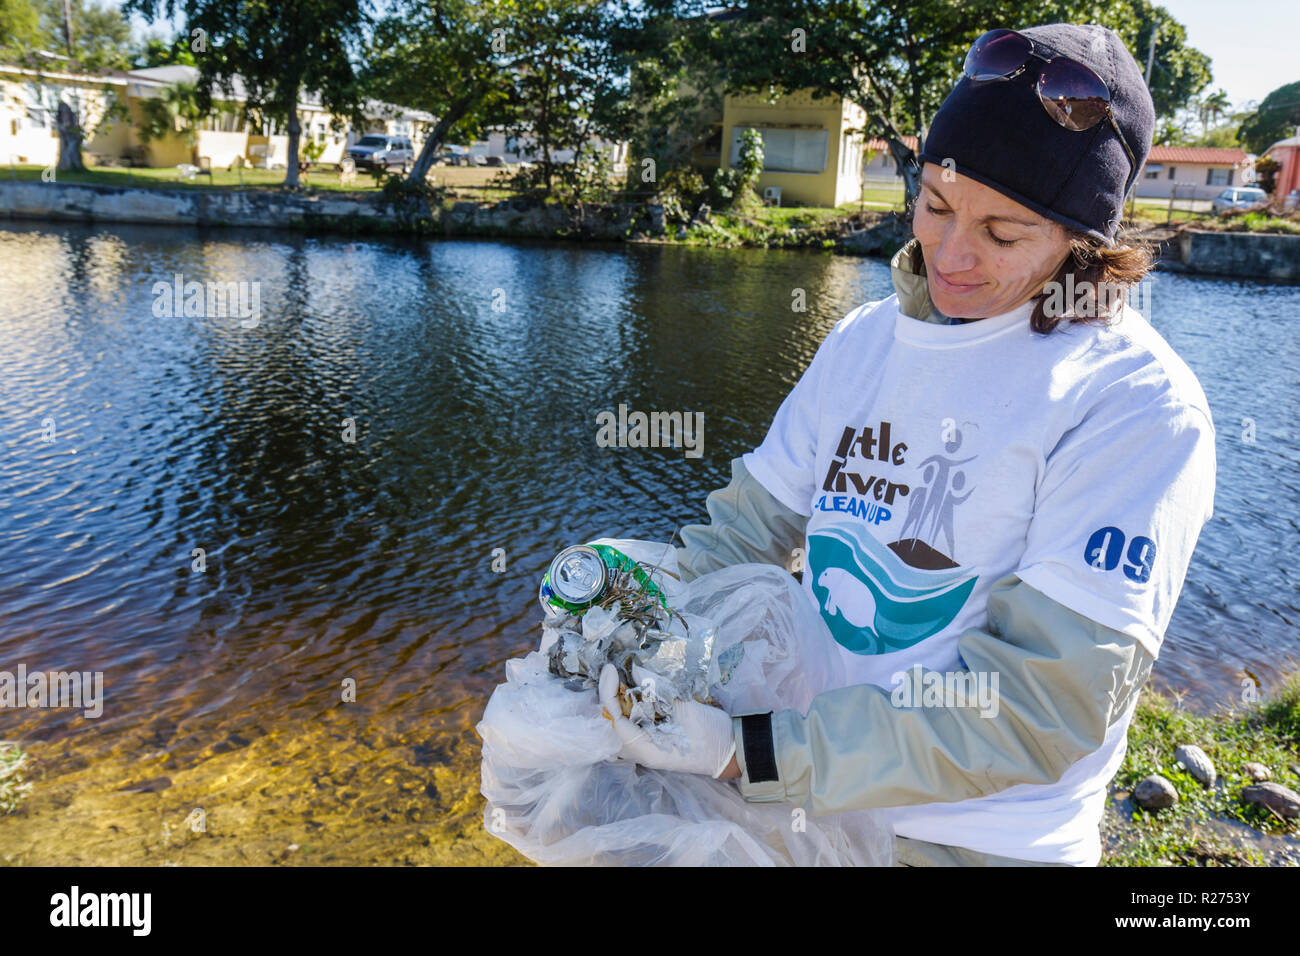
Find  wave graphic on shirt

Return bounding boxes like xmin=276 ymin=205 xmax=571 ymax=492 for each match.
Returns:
xmin=808 ymin=523 xmax=978 ymax=655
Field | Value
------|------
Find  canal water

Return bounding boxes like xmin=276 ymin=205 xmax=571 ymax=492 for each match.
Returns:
xmin=0 ymin=221 xmax=1296 ymax=864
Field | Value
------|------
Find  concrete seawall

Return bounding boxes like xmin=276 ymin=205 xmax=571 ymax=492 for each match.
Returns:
xmin=0 ymin=180 xmax=657 ymax=240
xmin=0 ymin=179 xmax=386 ymax=228
xmin=1162 ymin=229 xmax=1300 ymax=283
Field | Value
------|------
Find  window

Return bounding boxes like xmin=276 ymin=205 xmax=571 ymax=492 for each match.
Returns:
xmin=1145 ymin=168 xmax=1159 ymax=180
xmin=1167 ymin=166 xmax=1176 ymax=179
xmin=730 ymin=126 xmax=828 ymax=173
xmin=1207 ymin=167 xmax=1231 ymax=186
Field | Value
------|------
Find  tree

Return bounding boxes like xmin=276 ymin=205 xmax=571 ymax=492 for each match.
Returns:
xmin=1193 ymin=88 xmax=1230 ymax=138
xmin=36 ymin=0 xmax=132 ymax=70
xmin=1239 ymin=81 xmax=1300 ymax=155
xmin=494 ymin=0 xmax=628 ymax=199
xmin=0 ymin=0 xmax=42 ymax=62
xmin=126 ymin=0 xmax=370 ymax=188
xmin=736 ymin=125 xmax=763 ymax=187
xmin=10 ymin=0 xmax=132 ymax=170
xmin=614 ymin=0 xmax=729 ymax=193
xmin=1186 ymin=123 xmax=1242 ymax=150
xmin=1253 ymin=155 xmax=1279 ymax=195
xmin=369 ymin=0 xmax=630 ymax=200
xmin=138 ymin=81 xmax=203 ymax=148
xmin=1126 ymin=0 xmax=1211 ymax=119
xmin=132 ymin=30 xmax=199 ymax=68
xmin=361 ymin=0 xmax=519 ymax=187
xmin=651 ymin=0 xmax=1211 ymax=209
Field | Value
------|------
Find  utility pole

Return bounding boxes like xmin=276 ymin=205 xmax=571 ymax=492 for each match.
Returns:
xmin=61 ymin=0 xmax=75 ymax=57
xmin=1125 ymin=23 xmax=1160 ymax=222
xmin=1145 ymin=23 xmax=1158 ymax=86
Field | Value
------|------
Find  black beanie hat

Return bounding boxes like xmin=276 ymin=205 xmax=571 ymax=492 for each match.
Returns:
xmin=918 ymin=23 xmax=1154 ymax=244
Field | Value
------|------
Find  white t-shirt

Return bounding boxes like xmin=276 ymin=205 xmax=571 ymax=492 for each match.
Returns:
xmin=742 ymin=293 xmax=1216 ymax=864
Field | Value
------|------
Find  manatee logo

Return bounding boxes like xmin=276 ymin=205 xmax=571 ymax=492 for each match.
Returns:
xmin=809 ymin=522 xmax=977 ymax=655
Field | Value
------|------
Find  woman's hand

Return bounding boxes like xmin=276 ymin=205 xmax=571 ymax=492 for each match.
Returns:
xmin=598 ymin=664 xmax=736 ymax=778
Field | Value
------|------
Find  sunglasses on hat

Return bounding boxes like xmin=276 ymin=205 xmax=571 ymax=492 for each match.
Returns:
xmin=961 ymin=28 xmax=1137 ymax=178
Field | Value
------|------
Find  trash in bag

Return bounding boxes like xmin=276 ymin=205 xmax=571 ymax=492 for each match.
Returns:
xmin=539 ymin=540 xmax=717 ymax=725
xmin=477 ymin=537 xmax=896 ymax=866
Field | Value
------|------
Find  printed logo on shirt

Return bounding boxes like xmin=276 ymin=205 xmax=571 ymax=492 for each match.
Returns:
xmin=808 ymin=522 xmax=978 ymax=654
xmin=818 ymin=420 xmax=910 ymax=527
xmin=1084 ymin=525 xmax=1157 ymax=582
xmin=809 ymin=420 xmax=981 ymax=655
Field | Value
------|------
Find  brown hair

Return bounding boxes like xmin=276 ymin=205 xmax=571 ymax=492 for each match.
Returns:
xmin=1030 ymin=229 xmax=1155 ymax=334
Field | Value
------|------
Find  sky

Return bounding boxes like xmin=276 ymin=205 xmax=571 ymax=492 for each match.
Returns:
xmin=113 ymin=0 xmax=1296 ymax=109
xmin=1158 ymin=0 xmax=1297 ymax=108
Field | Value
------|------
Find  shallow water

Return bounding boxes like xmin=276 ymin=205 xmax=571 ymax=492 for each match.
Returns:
xmin=0 ymin=221 xmax=1296 ymax=864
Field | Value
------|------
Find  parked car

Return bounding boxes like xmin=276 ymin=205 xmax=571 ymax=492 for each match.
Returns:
xmin=1211 ymin=186 xmax=1268 ymax=215
xmin=484 ymin=155 xmax=508 ymax=167
xmin=346 ymin=134 xmax=415 ymax=172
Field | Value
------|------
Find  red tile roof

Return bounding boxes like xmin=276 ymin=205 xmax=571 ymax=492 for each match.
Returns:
xmin=1146 ymin=146 xmax=1248 ymax=165
xmin=865 ymin=136 xmax=919 ymax=151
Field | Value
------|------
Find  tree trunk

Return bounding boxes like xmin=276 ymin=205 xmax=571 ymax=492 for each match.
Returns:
xmin=61 ymin=0 xmax=74 ymax=55
xmin=540 ymin=57 xmax=553 ymax=197
xmin=407 ymin=95 xmax=475 ymax=185
xmin=284 ymin=96 xmax=302 ymax=188
xmin=56 ymin=101 xmax=85 ymax=172
xmin=889 ymin=140 xmax=922 ymax=210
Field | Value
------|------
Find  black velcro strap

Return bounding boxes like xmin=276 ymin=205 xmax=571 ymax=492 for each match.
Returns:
xmin=740 ymin=713 xmax=779 ymax=783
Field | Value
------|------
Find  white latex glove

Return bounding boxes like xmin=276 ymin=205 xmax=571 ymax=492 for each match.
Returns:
xmin=598 ymin=663 xmax=736 ymax=778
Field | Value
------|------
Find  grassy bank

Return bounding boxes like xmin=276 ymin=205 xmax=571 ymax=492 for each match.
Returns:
xmin=653 ymin=201 xmax=881 ymax=249
xmin=0 ymin=742 xmax=32 ymax=815
xmin=1102 ymin=670 xmax=1300 ymax=866
xmin=1188 ymin=210 xmax=1300 ymax=235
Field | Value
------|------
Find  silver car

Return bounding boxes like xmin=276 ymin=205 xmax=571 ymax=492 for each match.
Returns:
xmin=346 ymin=134 xmax=415 ymax=172
xmin=1211 ymin=186 xmax=1268 ymax=215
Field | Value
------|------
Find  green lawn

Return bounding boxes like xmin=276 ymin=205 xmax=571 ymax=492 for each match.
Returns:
xmin=4 ymin=162 xmax=390 ymax=192
xmin=1103 ymin=670 xmax=1300 ymax=866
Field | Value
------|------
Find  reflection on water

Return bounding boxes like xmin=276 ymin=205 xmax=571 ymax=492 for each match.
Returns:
xmin=0 ymin=222 xmax=1296 ymax=864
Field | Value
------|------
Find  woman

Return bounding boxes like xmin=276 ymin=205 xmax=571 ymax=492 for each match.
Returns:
xmin=597 ymin=22 xmax=1216 ymax=866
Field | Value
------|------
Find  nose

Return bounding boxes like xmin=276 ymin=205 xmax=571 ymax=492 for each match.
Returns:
xmin=931 ymin=221 xmax=980 ymax=278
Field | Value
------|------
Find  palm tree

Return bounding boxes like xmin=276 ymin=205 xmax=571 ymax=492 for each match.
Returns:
xmin=1198 ymin=89 xmax=1231 ymax=137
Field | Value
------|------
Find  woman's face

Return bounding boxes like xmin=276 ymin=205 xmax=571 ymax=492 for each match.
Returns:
xmin=911 ymin=162 xmax=1073 ymax=319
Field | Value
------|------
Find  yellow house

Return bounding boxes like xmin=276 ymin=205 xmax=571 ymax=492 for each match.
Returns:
xmin=1 ymin=59 xmax=430 ymax=171
xmin=0 ymin=63 xmax=128 ymax=168
xmin=124 ymin=66 xmax=431 ymax=170
xmin=686 ymin=87 xmax=867 ymax=208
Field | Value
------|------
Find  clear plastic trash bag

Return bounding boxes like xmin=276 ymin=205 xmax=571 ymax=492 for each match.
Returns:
xmin=477 ymin=538 xmax=896 ymax=866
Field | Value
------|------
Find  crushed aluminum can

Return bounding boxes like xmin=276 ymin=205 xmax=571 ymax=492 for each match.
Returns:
xmin=538 ymin=542 xmax=669 ymax=616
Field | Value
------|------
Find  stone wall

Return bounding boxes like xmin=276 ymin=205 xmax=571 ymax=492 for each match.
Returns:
xmin=0 ymin=180 xmax=663 ymax=240
xmin=0 ymin=180 xmax=385 ymax=229
xmin=1169 ymin=229 xmax=1300 ymax=282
